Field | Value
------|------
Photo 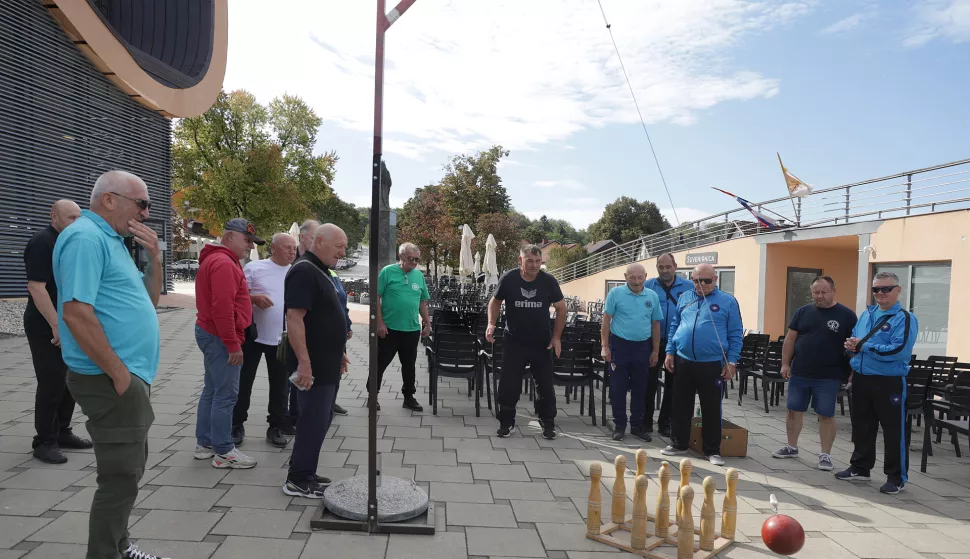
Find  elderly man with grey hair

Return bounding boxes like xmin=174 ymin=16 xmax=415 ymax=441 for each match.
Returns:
xmin=367 ymin=242 xmax=431 ymax=411
xmin=231 ymin=232 xmax=298 ymax=449
xmin=54 ymin=170 xmax=166 ymax=559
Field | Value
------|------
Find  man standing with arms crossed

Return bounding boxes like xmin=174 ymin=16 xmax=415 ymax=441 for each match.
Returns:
xmin=486 ymin=244 xmax=567 ymax=440
xmin=369 ymin=242 xmax=431 ymax=412
xmin=601 ymin=263 xmax=662 ymax=442
xmin=661 ymin=264 xmax=742 ymax=466
xmin=23 ymin=199 xmax=90 ymax=464
xmin=836 ymin=271 xmax=918 ymax=495
xmin=773 ymin=276 xmax=856 ymax=470
xmin=232 ymin=233 xmax=298 ymax=448
xmin=56 ymin=170 xmax=166 ymax=559
xmin=644 ymin=253 xmax=692 ymax=437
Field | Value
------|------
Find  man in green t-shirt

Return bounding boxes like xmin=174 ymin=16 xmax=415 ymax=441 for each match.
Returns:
xmin=369 ymin=242 xmax=431 ymax=411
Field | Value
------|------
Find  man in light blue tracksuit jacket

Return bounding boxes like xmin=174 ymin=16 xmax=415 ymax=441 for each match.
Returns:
xmin=836 ymin=271 xmax=918 ymax=495
xmin=661 ymin=264 xmax=743 ymax=466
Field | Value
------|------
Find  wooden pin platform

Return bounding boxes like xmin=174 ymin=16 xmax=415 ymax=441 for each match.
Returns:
xmin=586 ymin=512 xmax=734 ymax=559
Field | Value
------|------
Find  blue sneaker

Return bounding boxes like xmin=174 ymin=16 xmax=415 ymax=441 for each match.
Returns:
xmin=879 ymin=481 xmax=904 ymax=494
xmin=772 ymin=445 xmax=798 ymax=459
xmin=834 ymin=466 xmax=870 ymax=481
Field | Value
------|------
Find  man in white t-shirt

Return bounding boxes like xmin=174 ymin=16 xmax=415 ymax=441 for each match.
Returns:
xmin=232 ymin=233 xmax=298 ymax=448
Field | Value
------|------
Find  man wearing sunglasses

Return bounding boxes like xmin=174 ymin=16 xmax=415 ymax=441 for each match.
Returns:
xmin=368 ymin=242 xmax=431 ymax=412
xmin=836 ymin=271 xmax=918 ymax=495
xmin=661 ymin=264 xmax=743 ymax=466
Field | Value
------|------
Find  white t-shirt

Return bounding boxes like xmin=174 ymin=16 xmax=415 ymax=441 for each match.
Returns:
xmin=244 ymin=259 xmax=290 ymax=346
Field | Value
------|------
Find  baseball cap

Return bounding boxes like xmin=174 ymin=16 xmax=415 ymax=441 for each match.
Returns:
xmin=224 ymin=218 xmax=265 ymax=245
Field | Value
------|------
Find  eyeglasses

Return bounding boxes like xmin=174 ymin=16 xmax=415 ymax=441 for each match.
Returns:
xmin=871 ymin=286 xmax=898 ymax=294
xmin=110 ymin=192 xmax=152 ymax=210
xmin=404 ymin=256 xmax=420 ymax=263
xmin=692 ymin=278 xmax=715 ymax=285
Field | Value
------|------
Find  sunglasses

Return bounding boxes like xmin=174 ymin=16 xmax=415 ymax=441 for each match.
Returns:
xmin=404 ymin=256 xmax=420 ymax=263
xmin=692 ymin=278 xmax=715 ymax=285
xmin=871 ymin=286 xmax=898 ymax=294
xmin=110 ymin=192 xmax=152 ymax=210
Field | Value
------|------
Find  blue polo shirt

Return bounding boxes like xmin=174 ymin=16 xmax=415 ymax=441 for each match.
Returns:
xmin=53 ymin=210 xmax=161 ymax=385
xmin=645 ymin=275 xmax=692 ymax=343
xmin=604 ymin=284 xmax=664 ymax=342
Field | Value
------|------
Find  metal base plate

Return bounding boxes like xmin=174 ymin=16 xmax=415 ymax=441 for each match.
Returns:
xmin=310 ymin=500 xmax=435 ymax=534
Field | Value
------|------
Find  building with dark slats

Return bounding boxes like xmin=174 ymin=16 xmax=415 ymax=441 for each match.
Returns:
xmin=0 ymin=0 xmax=227 ymax=298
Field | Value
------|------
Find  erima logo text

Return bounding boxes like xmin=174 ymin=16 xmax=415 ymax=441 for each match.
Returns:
xmin=521 ymin=288 xmax=537 ymax=299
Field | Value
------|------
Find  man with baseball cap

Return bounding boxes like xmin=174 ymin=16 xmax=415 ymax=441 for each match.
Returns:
xmin=194 ymin=218 xmax=264 ymax=470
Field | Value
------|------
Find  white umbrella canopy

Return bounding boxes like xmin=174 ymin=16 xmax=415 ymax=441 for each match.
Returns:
xmin=484 ymin=234 xmax=499 ymax=286
xmin=288 ymin=222 xmax=300 ymax=241
xmin=474 ymin=251 xmax=482 ymax=276
xmin=459 ymin=224 xmax=476 ymax=278
xmin=249 ymin=246 xmax=260 ymax=261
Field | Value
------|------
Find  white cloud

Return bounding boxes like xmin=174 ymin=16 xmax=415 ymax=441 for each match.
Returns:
xmin=223 ymin=0 xmax=813 ymax=160
xmin=524 ymin=208 xmax=603 ymax=229
xmin=821 ymin=12 xmax=871 ymax=34
xmin=904 ymin=0 xmax=970 ymax=47
xmin=533 ymin=179 xmax=587 ymax=191
xmin=662 ymin=207 xmax=711 ymax=225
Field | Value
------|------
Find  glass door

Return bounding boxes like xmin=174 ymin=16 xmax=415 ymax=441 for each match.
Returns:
xmin=785 ymin=267 xmax=822 ymax=328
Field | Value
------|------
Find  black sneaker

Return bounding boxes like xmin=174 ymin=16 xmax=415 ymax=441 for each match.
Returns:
xmin=33 ymin=443 xmax=67 ymax=464
xmin=266 ymin=427 xmax=289 ymax=448
xmin=333 ymin=404 xmax=348 ymax=416
xmin=279 ymin=422 xmax=296 ymax=436
xmin=541 ymin=422 xmax=557 ymax=440
xmin=879 ymin=481 xmax=904 ymax=494
xmin=834 ymin=466 xmax=870 ymax=481
xmin=231 ymin=424 xmax=245 ymax=446
xmin=497 ymin=424 xmax=516 ymax=437
xmin=643 ymin=424 xmax=654 ymax=434
xmin=403 ymin=396 xmax=424 ymax=412
xmin=630 ymin=426 xmax=652 ymax=442
xmin=122 ymin=543 xmax=170 ymax=559
xmin=283 ymin=479 xmax=325 ymax=498
xmin=612 ymin=427 xmax=625 ymax=441
xmin=367 ymin=399 xmax=381 ymax=411
xmin=658 ymin=425 xmax=671 ymax=438
xmin=314 ymin=475 xmax=332 ymax=486
xmin=57 ymin=432 xmax=93 ymax=449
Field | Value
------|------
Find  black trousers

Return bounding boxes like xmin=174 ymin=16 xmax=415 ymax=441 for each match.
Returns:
xmin=233 ymin=339 xmax=288 ymax=428
xmin=645 ymin=339 xmax=673 ymax=429
xmin=849 ymin=373 xmax=908 ymax=485
xmin=670 ymin=357 xmax=724 ymax=456
xmin=497 ymin=339 xmax=557 ymax=426
xmin=26 ymin=333 xmax=75 ymax=448
xmin=288 ymin=381 xmax=337 ymax=483
xmin=367 ymin=329 xmax=421 ymax=396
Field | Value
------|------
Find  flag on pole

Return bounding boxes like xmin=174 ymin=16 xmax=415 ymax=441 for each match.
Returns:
xmin=711 ymin=187 xmax=779 ymax=230
xmin=777 ymin=153 xmax=813 ymax=198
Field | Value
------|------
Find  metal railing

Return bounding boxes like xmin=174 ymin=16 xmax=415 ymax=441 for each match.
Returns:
xmin=550 ymin=158 xmax=970 ymax=284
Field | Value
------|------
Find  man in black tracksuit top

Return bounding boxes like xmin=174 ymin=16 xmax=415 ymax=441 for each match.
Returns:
xmin=486 ymin=245 xmax=567 ymax=441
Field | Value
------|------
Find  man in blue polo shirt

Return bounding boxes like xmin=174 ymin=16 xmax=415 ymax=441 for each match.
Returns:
xmin=55 ymin=170 xmax=165 ymax=559
xmin=601 ymin=263 xmax=663 ymax=442
xmin=644 ymin=253 xmax=692 ymax=437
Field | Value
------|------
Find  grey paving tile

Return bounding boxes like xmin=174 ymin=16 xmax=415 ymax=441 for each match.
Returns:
xmin=447 ymin=502 xmax=517 ymax=527
xmin=877 ymin=527 xmax=965 ymax=553
xmin=472 ymin=464 xmax=530 ymax=481
xmin=506 ymin=449 xmax=562 ymax=463
xmin=392 ymin=438 xmax=443 ymax=452
xmin=26 ymin=511 xmax=136 ymax=544
xmin=222 ymin=466 xmax=291 ymax=487
xmin=210 ymin=507 xmax=302 ymax=538
xmin=546 ymin=480 xmax=593 ymax=499
xmin=431 ymin=426 xmax=479 ymax=438
xmin=828 ymin=532 xmax=923 ymax=558
xmin=457 ymin=449 xmax=510 ymax=465
xmin=384 ymin=426 xmax=431 ymax=439
xmin=0 ymin=515 xmax=51 ymax=548
xmin=129 ymin=510 xmax=224 ymax=541
xmin=211 ymin=535 xmax=306 ymax=559
xmin=465 ymin=527 xmax=545 ymax=557
xmin=137 ymin=486 xmax=227 ymax=512
xmin=490 ymin=481 xmax=555 ymax=501
xmin=0 ymin=469 xmax=87 ymax=490
xmin=339 ymin=436 xmax=394 ymax=452
xmin=149 ymin=466 xmax=228 ymax=488
xmin=490 ymin=436 xmax=540 ymax=450
xmin=443 ymin=437 xmax=494 ymax=451
xmin=123 ymin=540 xmax=221 ymax=559
xmin=21 ymin=543 xmax=86 ymax=558
xmin=216 ymin=485 xmax=294 ymax=510
xmin=52 ymin=487 xmax=151 ymax=513
xmin=415 ymin=465 xmax=473 ymax=483
xmin=430 ymin=482 xmax=494 ymax=504
xmin=525 ymin=462 xmax=584 ymax=480
xmin=0 ymin=453 xmax=30 ymax=471
xmin=19 ymin=453 xmax=97 ymax=471
xmin=385 ymin=531 xmax=467 ymax=559
xmin=0 ymin=489 xmax=71 ymax=516
xmin=402 ymin=451 xmax=457 ymax=466
xmin=299 ymin=532 xmax=387 ymax=558
xmin=511 ymin=500 xmax=583 ymax=524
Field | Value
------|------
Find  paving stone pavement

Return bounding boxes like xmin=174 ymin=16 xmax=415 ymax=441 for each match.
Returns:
xmin=0 ymin=309 xmax=968 ymax=558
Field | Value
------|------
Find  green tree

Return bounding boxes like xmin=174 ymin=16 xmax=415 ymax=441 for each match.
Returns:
xmin=587 ymin=196 xmax=670 ymax=245
xmin=439 ymin=145 xmax=511 ymax=228
xmin=314 ymin=196 xmax=364 ymax=250
xmin=474 ymin=212 xmax=522 ymax=273
xmin=172 ymin=90 xmax=339 ymax=238
xmin=397 ymin=185 xmax=458 ymax=280
xmin=547 ymin=245 xmax=587 ymax=270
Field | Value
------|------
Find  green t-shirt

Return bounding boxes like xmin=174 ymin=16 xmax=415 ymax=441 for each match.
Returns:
xmin=378 ymin=264 xmax=429 ymax=332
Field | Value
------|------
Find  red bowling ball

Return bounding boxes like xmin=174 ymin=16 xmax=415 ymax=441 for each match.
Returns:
xmin=762 ymin=514 xmax=805 ymax=556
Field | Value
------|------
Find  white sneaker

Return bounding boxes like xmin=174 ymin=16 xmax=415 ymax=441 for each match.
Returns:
xmin=122 ymin=543 xmax=170 ymax=559
xmin=193 ymin=445 xmax=214 ymax=460
xmin=661 ymin=445 xmax=688 ymax=456
xmin=707 ymin=454 xmax=726 ymax=466
xmin=212 ymin=447 xmax=257 ymax=469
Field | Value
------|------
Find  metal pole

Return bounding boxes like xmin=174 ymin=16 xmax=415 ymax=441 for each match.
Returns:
xmin=905 ymin=173 xmax=913 ymax=215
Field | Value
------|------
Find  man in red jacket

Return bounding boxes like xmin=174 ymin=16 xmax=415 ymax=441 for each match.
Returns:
xmin=193 ymin=218 xmax=263 ymax=469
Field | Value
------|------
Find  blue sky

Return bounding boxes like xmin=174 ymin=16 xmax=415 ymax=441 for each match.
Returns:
xmin=224 ymin=0 xmax=970 ymax=230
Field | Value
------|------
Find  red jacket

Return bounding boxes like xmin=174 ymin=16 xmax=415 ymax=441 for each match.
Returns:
xmin=195 ymin=244 xmax=252 ymax=353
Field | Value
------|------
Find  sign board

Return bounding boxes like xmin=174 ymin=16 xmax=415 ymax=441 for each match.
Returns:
xmin=685 ymin=252 xmax=718 ymax=265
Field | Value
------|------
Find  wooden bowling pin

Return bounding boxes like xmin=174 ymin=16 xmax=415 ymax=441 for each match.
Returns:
xmin=587 ymin=463 xmax=602 ymax=536
xmin=635 ymin=448 xmax=648 ymax=477
xmin=612 ymin=455 xmax=627 ymax=524
xmin=677 ymin=485 xmax=696 ymax=559
xmin=679 ymin=458 xmax=692 ymax=489
xmin=721 ymin=468 xmax=738 ymax=540
xmin=700 ymin=476 xmax=716 ymax=551
xmin=656 ymin=461 xmax=672 ymax=538
xmin=631 ymin=475 xmax=649 ymax=550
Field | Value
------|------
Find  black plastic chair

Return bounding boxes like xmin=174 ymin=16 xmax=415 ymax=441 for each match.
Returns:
xmin=548 ymin=340 xmax=602 ymax=426
xmin=426 ymin=328 xmax=484 ymax=416
xmin=742 ymin=341 xmax=786 ymax=413
xmin=921 ymin=368 xmax=970 ymax=472
xmin=736 ymin=333 xmax=769 ymax=406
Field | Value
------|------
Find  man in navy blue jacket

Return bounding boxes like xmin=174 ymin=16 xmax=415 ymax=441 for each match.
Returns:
xmin=661 ymin=264 xmax=743 ymax=466
xmin=837 ymin=271 xmax=918 ymax=495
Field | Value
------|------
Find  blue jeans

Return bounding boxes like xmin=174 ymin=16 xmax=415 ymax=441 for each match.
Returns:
xmin=786 ymin=375 xmax=840 ymax=417
xmin=288 ymin=381 xmax=338 ymax=483
xmin=195 ymin=325 xmax=241 ymax=454
xmin=609 ymin=334 xmax=652 ymax=429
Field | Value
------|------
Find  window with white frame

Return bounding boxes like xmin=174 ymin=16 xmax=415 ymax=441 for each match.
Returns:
xmin=871 ymin=263 xmax=950 ymax=359
xmin=675 ymin=268 xmax=736 ymax=295
xmin=604 ymin=280 xmax=624 ymax=299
